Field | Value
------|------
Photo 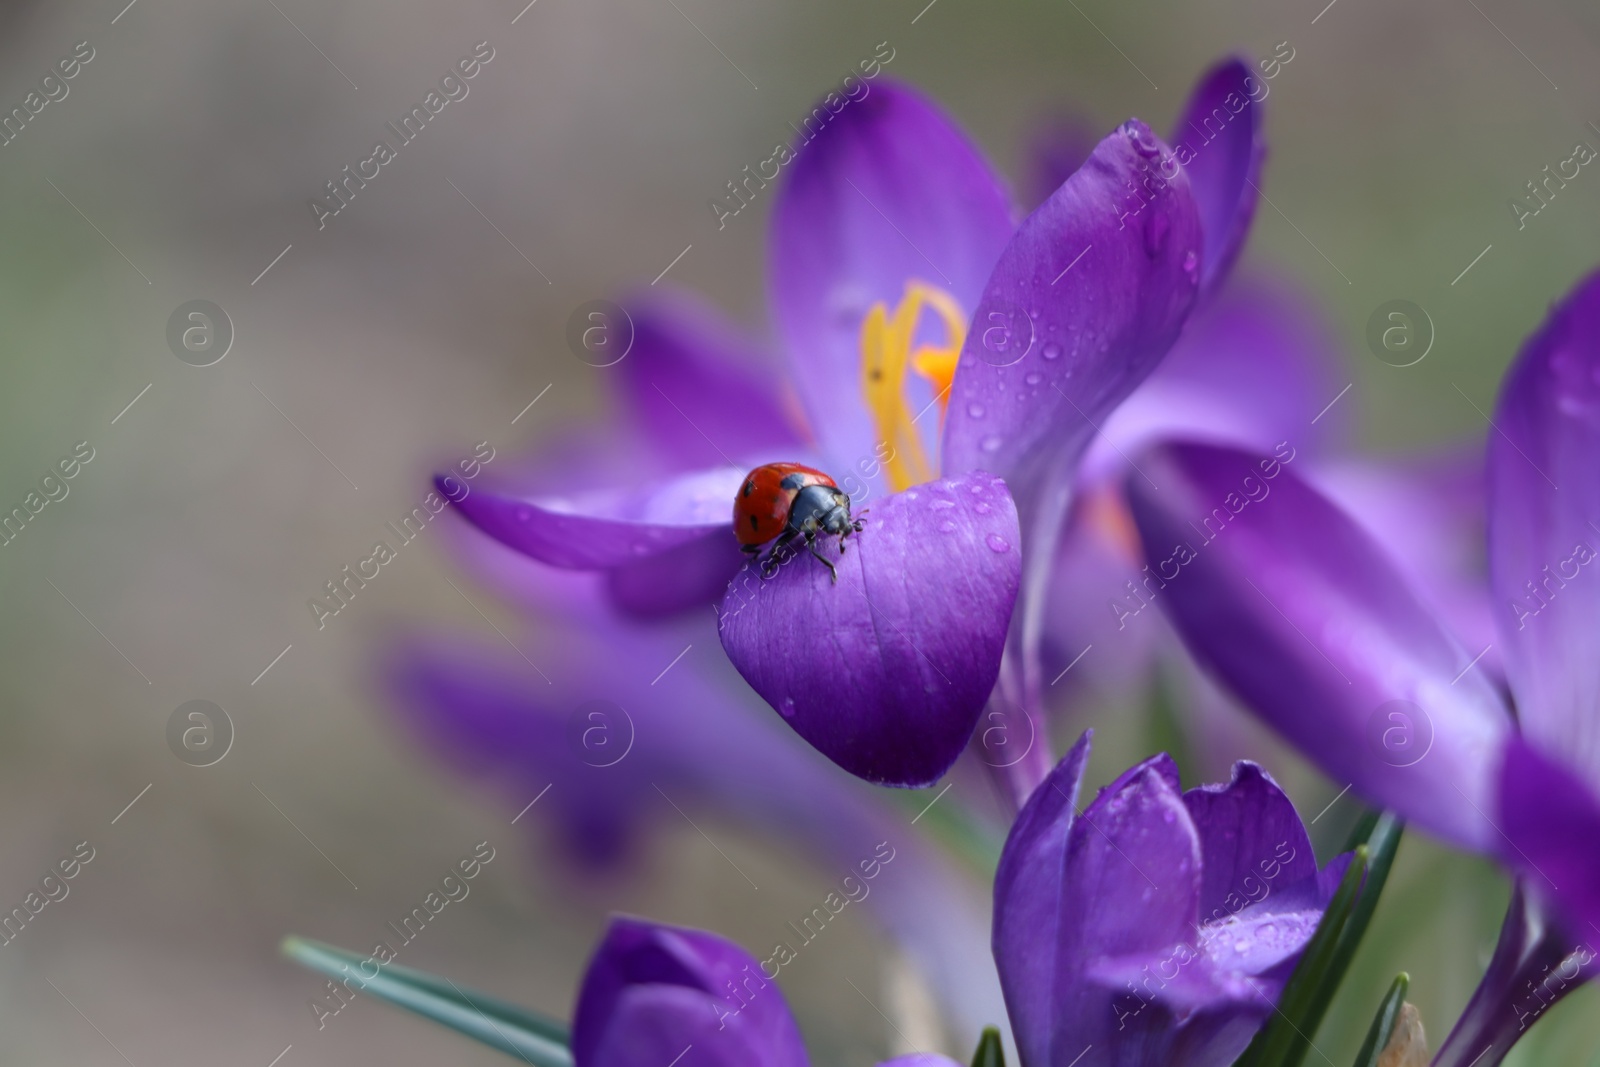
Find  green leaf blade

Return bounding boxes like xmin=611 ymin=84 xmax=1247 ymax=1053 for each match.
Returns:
xmin=282 ymin=935 xmax=573 ymax=1067
xmin=970 ymin=1025 xmax=1006 ymax=1067
xmin=1351 ymin=973 xmax=1410 ymax=1067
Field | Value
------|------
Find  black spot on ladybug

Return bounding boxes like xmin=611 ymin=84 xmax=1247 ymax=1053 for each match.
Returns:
xmin=749 ymin=515 xmax=759 ymax=530
xmin=742 ymin=481 xmax=753 ymax=497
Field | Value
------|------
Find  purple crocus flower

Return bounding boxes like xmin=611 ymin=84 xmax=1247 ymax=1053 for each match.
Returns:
xmin=1120 ymin=269 xmax=1600 ymax=1064
xmin=445 ymin=58 xmax=1267 ymax=789
xmin=994 ymin=732 xmax=1350 ymax=1067
xmin=574 ymin=915 xmax=962 ymax=1067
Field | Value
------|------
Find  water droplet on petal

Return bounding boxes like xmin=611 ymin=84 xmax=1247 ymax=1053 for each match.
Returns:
xmin=1122 ymin=120 xmax=1162 ymax=159
xmin=939 ymin=520 xmax=957 ymax=533
xmin=778 ymin=696 xmax=796 ymax=719
xmin=1042 ymin=342 xmax=1062 ymax=360
xmin=1183 ymin=249 xmax=1199 ymax=274
xmin=979 ymin=434 xmax=1003 ymax=453
xmin=974 ymin=502 xmax=992 ymax=515
xmin=932 ymin=499 xmax=955 ymax=510
xmin=985 ymin=533 xmax=1009 ymax=553
xmin=967 ymin=402 xmax=985 ymax=418
xmin=1024 ymin=372 xmax=1042 ymax=385
xmin=1233 ymin=939 xmax=1250 ymax=953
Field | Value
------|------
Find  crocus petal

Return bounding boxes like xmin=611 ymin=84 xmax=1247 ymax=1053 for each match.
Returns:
xmin=1317 ymin=448 xmax=1498 ymax=671
xmin=943 ymin=120 xmax=1201 ymax=493
xmin=769 ymin=79 xmax=1014 ymax=483
xmin=616 ymin=289 xmax=804 ymax=471
xmin=1048 ymin=756 xmax=1203 ymax=1061
xmin=1125 ymin=441 xmax=1511 ymax=853
xmin=605 ymin=534 xmax=750 ymax=617
xmin=445 ymin=466 xmax=739 ymax=570
xmin=1184 ymin=762 xmax=1321 ymax=917
xmin=574 ymin=917 xmax=807 ymax=1067
xmin=1487 ymin=269 xmax=1600 ymax=782
xmin=992 ymin=731 xmax=1093 ymax=1067
xmin=1168 ymin=57 xmax=1265 ymax=296
xmin=718 ymin=471 xmax=1020 ymax=786
xmin=877 ymin=1058 xmax=964 ymax=1067
xmin=1195 ymin=906 xmax=1323 ymax=984
xmin=941 ymin=119 xmax=1200 ymax=612
xmin=1498 ymin=736 xmax=1600 ymax=934
xmin=1088 ymin=940 xmax=1273 ymax=1017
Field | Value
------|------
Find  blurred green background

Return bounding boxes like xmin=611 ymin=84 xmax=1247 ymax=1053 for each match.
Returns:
xmin=0 ymin=0 xmax=1597 ymax=1062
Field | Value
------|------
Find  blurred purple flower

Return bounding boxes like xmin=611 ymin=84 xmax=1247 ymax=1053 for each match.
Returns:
xmin=993 ymin=732 xmax=1349 ymax=1067
xmin=384 ymin=613 xmax=1007 ymax=1046
xmin=1038 ymin=277 xmax=1344 ymax=734
xmin=1125 ymin=439 xmax=1508 ymax=852
xmin=1121 ymin=269 xmax=1600 ymax=1063
xmin=573 ymin=916 xmax=962 ymax=1067
xmin=1485 ymin=271 xmax=1600 ymax=927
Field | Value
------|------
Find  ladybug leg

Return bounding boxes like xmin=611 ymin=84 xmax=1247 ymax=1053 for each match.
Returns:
xmin=761 ymin=530 xmax=798 ymax=578
xmin=806 ymin=534 xmax=839 ymax=584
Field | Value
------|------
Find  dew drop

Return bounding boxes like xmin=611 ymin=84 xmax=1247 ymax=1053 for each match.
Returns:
xmin=778 ymin=696 xmax=797 ymax=719
xmin=931 ymin=499 xmax=955 ymax=510
xmin=1024 ymin=372 xmax=1042 ymax=385
xmin=1183 ymin=249 xmax=1199 ymax=274
xmin=1042 ymin=342 xmax=1062 ymax=360
xmin=939 ymin=520 xmax=957 ymax=533
xmin=985 ymin=533 xmax=1010 ymax=553
xmin=1233 ymin=939 xmax=1250 ymax=953
xmin=979 ymin=434 xmax=1003 ymax=453
xmin=1123 ymin=120 xmax=1162 ymax=159
xmin=974 ymin=502 xmax=992 ymax=515
xmin=967 ymin=402 xmax=986 ymax=418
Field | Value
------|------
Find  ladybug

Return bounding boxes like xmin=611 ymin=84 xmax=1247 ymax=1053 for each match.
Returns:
xmin=733 ymin=462 xmax=865 ymax=583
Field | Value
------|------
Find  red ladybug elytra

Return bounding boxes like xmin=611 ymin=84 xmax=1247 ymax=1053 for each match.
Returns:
xmin=733 ymin=462 xmax=865 ymax=583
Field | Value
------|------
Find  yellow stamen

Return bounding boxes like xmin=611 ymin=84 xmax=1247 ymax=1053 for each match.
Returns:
xmin=859 ymin=281 xmax=967 ymax=492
